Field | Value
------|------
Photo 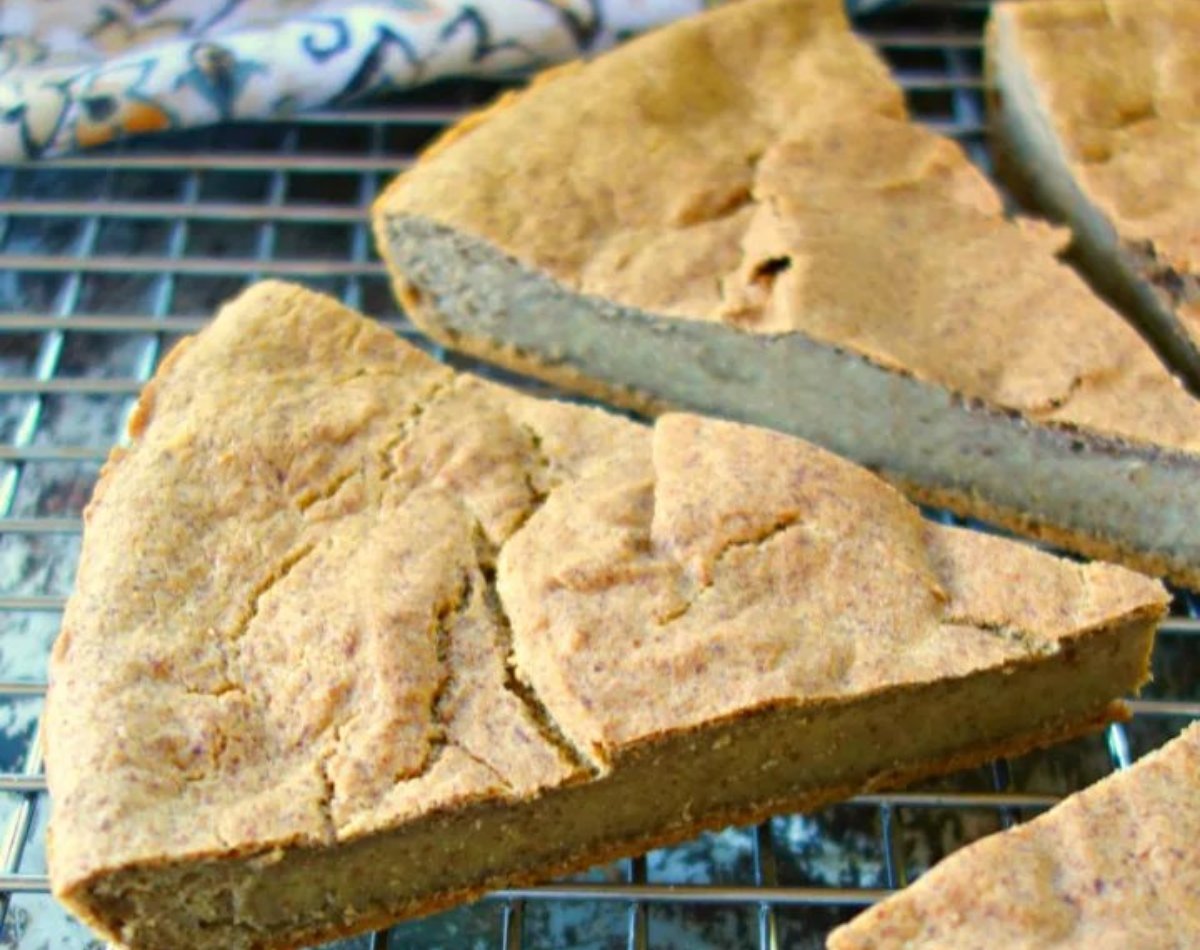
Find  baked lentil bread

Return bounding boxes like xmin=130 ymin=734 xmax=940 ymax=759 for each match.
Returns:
xmin=47 ymin=281 xmax=1167 ymax=950
xmin=828 ymin=720 xmax=1200 ymax=949
xmin=988 ymin=0 xmax=1200 ymax=393
xmin=373 ymin=0 xmax=1200 ymax=589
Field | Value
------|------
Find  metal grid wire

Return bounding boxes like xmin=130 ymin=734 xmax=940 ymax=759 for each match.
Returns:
xmin=0 ymin=2 xmax=1195 ymax=947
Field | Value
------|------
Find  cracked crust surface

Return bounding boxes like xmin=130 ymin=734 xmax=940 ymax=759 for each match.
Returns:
xmin=45 ymin=282 xmax=1168 ymax=948
xmin=374 ymin=0 xmax=1200 ymax=453
xmin=501 ymin=413 xmax=1163 ymax=760
xmin=48 ymin=281 xmax=610 ymax=885
xmin=828 ymin=721 xmax=1200 ymax=948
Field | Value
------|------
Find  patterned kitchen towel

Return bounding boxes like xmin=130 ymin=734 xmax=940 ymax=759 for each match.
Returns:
xmin=0 ymin=0 xmax=711 ymax=161
xmin=0 ymin=0 xmax=902 ymax=162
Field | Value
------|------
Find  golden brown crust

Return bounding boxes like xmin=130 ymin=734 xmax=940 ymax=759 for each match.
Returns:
xmin=499 ymin=411 xmax=1164 ymax=761
xmin=828 ymin=722 xmax=1200 ymax=948
xmin=990 ymin=0 xmax=1200 ymax=274
xmin=375 ymin=0 xmax=1200 ymax=454
xmin=414 ymin=61 xmax=585 ymax=167
xmin=48 ymin=281 xmax=1168 ymax=949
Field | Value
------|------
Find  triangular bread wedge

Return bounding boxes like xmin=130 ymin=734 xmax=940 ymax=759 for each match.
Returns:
xmin=988 ymin=0 xmax=1200 ymax=393
xmin=373 ymin=0 xmax=1200 ymax=589
xmin=47 ymin=282 xmax=1166 ymax=950
xmin=828 ymin=721 xmax=1200 ymax=948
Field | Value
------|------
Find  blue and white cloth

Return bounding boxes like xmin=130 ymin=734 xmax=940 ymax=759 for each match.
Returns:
xmin=0 ymin=0 xmax=898 ymax=161
xmin=0 ymin=0 xmax=708 ymax=160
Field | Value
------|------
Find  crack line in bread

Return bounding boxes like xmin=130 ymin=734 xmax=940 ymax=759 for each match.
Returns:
xmin=465 ymin=413 xmax=608 ymax=777
xmin=310 ymin=549 xmax=510 ymax=833
xmin=293 ymin=371 xmax=453 ymax=520
xmin=306 ymin=390 xmax=607 ymax=812
xmin=695 ymin=510 xmax=802 ymax=584
xmin=654 ymin=513 xmax=802 ymax=626
xmin=515 ymin=422 xmax=552 ymax=531
xmin=479 ymin=553 xmax=598 ymax=777
xmin=315 ymin=721 xmax=344 ymax=842
xmin=941 ymin=619 xmax=1058 ymax=656
xmin=377 ymin=377 xmax=457 ymax=482
xmin=427 ymin=571 xmax=472 ymax=765
xmin=1026 ymin=371 xmax=1087 ymax=416
xmin=230 ymin=542 xmax=317 ymax=644
xmin=420 ymin=564 xmax=521 ymax=792
xmin=215 ymin=370 xmax=546 ymax=827
xmin=295 ymin=468 xmax=357 ymax=514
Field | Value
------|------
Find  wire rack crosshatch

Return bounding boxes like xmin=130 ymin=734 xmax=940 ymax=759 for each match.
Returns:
xmin=0 ymin=1 xmax=1196 ymax=948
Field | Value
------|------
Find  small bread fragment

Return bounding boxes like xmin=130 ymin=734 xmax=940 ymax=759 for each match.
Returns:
xmin=47 ymin=282 xmax=1166 ymax=950
xmin=828 ymin=721 xmax=1200 ymax=949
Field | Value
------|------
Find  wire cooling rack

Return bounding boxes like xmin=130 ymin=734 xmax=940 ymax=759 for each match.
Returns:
xmin=0 ymin=2 xmax=1196 ymax=948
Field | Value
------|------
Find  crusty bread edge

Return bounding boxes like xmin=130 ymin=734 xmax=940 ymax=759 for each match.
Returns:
xmin=394 ymin=283 xmax=1200 ymax=591
xmin=985 ymin=3 xmax=1200 ymax=395
xmin=80 ymin=702 xmax=1131 ymax=950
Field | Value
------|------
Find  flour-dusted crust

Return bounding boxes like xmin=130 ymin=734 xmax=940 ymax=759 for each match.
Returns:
xmin=828 ymin=722 xmax=1200 ymax=948
xmin=47 ymin=282 xmax=1167 ymax=949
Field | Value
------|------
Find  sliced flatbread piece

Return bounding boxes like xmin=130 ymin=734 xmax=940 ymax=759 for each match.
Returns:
xmin=828 ymin=721 xmax=1200 ymax=949
xmin=988 ymin=0 xmax=1200 ymax=392
xmin=373 ymin=0 xmax=1200 ymax=589
xmin=46 ymin=282 xmax=1166 ymax=950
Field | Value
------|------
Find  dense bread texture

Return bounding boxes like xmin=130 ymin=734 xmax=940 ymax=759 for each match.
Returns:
xmin=988 ymin=0 xmax=1200 ymax=392
xmin=828 ymin=721 xmax=1200 ymax=948
xmin=373 ymin=0 xmax=1200 ymax=589
xmin=46 ymin=282 xmax=1167 ymax=950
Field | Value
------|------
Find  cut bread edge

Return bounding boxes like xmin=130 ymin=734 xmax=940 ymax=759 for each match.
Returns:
xmin=60 ymin=646 xmax=1152 ymax=950
xmin=376 ymin=214 xmax=1200 ymax=590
